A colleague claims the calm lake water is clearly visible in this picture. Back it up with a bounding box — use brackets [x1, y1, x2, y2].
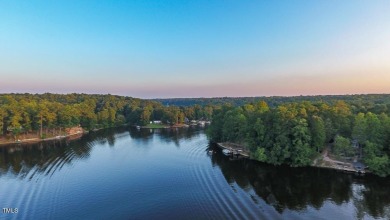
[1, 126, 390, 220]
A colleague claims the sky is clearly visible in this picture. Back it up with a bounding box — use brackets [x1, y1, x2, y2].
[0, 0, 389, 98]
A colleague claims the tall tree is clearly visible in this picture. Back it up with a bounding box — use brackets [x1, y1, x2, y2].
[333, 136, 354, 158]
[290, 118, 312, 166]
[310, 116, 326, 152]
[0, 106, 7, 135]
[352, 113, 367, 143]
[365, 112, 383, 145]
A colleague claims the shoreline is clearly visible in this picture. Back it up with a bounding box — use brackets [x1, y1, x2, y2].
[0, 124, 136, 147]
[139, 123, 202, 129]
[0, 124, 202, 147]
[216, 142, 250, 158]
[0, 132, 85, 147]
[215, 142, 368, 175]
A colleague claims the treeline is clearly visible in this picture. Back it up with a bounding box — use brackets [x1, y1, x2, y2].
[0, 93, 216, 137]
[155, 94, 390, 110]
[207, 101, 390, 177]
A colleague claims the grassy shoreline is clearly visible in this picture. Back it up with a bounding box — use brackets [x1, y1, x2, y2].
[141, 124, 169, 129]
[141, 123, 191, 129]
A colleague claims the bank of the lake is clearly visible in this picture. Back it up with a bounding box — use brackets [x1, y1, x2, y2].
[0, 126, 85, 146]
[0, 123, 199, 146]
[216, 141, 370, 176]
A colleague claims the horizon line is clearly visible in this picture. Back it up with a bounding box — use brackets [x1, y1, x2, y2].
[1, 92, 390, 100]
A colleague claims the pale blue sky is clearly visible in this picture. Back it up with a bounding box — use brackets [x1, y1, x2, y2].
[1, 0, 389, 98]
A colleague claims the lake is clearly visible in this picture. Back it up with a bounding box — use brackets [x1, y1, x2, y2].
[1, 126, 390, 219]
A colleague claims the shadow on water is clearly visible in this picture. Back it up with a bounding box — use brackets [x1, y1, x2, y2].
[208, 143, 390, 219]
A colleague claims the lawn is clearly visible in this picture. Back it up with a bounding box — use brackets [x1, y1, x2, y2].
[143, 124, 168, 128]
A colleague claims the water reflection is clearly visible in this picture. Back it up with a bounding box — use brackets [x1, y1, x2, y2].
[209, 143, 390, 219]
[0, 135, 90, 180]
[1, 127, 390, 219]
[0, 126, 202, 179]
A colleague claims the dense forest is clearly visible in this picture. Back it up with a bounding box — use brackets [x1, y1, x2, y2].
[155, 94, 390, 108]
[0, 93, 216, 138]
[207, 100, 390, 177]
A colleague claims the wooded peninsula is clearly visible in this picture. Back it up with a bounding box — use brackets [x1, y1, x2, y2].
[1, 93, 390, 177]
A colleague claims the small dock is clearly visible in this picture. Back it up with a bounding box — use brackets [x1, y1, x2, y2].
[216, 142, 250, 158]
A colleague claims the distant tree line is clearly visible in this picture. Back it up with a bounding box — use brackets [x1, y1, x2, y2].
[207, 100, 390, 177]
[0, 93, 216, 138]
[155, 94, 390, 111]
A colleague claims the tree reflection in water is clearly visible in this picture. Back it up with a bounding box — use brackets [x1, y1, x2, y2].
[0, 126, 202, 179]
[209, 143, 390, 219]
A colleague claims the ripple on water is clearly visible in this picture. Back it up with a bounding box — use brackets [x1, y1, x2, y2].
[186, 140, 273, 219]
[183, 141, 251, 219]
